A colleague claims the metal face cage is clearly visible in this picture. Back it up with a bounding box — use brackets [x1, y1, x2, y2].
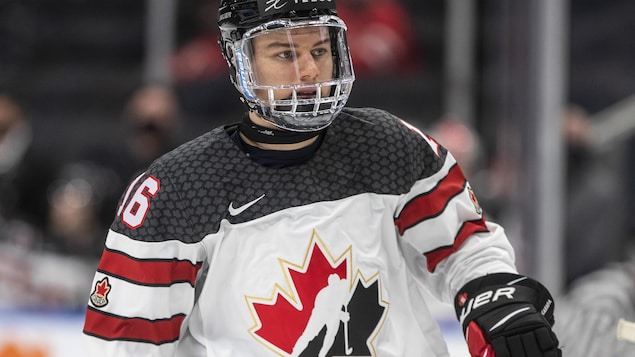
[230, 16, 355, 132]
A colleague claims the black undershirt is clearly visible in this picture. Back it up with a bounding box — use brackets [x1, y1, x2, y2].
[227, 125, 325, 169]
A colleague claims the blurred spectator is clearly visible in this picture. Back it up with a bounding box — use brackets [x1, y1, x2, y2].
[0, 238, 97, 308]
[0, 93, 97, 309]
[428, 116, 484, 178]
[428, 115, 510, 221]
[0, 221, 42, 307]
[0, 92, 57, 229]
[562, 105, 628, 286]
[337, 0, 422, 78]
[83, 83, 183, 185]
[43, 162, 120, 260]
[171, 0, 241, 122]
[171, 0, 226, 86]
[59, 83, 185, 242]
[119, 82, 183, 172]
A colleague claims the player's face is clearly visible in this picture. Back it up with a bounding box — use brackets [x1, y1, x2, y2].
[249, 26, 334, 101]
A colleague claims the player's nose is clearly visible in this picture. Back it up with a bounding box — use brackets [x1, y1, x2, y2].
[297, 53, 320, 82]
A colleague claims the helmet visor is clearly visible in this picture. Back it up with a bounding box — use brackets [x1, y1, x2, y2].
[234, 16, 354, 131]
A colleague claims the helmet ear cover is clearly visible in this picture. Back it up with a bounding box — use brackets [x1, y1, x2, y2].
[218, 38, 238, 87]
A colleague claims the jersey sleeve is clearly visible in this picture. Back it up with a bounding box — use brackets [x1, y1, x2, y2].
[393, 119, 517, 302]
[83, 164, 208, 356]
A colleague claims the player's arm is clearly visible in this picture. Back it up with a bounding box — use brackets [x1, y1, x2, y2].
[394, 118, 517, 298]
[82, 170, 207, 356]
[394, 118, 561, 356]
[454, 273, 561, 357]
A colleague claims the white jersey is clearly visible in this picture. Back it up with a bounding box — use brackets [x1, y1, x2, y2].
[83, 107, 517, 356]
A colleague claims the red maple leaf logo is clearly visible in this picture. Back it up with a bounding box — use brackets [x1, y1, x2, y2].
[90, 277, 111, 307]
[95, 279, 110, 297]
[247, 232, 350, 355]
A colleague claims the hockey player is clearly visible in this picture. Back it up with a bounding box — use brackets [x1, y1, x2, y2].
[82, 0, 562, 356]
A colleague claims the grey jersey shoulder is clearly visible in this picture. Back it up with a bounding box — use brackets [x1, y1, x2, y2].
[334, 107, 447, 182]
[110, 127, 247, 243]
[110, 112, 447, 244]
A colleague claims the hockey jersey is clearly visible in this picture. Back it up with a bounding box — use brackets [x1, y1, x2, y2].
[83, 107, 517, 356]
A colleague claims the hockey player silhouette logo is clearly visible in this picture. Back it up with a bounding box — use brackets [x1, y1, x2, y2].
[292, 273, 351, 356]
[247, 231, 387, 356]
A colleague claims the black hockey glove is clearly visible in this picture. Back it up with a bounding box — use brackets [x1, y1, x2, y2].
[454, 273, 562, 357]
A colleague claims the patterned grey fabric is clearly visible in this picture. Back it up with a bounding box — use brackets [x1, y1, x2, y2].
[110, 107, 447, 243]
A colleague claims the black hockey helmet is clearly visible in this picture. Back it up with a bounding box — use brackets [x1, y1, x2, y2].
[217, 0, 355, 132]
[218, 0, 338, 31]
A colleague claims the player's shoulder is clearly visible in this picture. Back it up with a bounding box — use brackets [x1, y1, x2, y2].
[335, 107, 433, 146]
[150, 125, 241, 176]
[337, 107, 401, 129]
[111, 126, 242, 242]
[335, 107, 447, 179]
[337, 107, 420, 135]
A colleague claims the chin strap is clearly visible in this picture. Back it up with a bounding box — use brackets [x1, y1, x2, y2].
[238, 114, 325, 145]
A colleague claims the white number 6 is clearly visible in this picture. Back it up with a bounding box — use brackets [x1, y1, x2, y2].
[118, 175, 160, 229]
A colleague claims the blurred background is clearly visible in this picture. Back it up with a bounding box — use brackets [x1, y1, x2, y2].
[1, 0, 634, 356]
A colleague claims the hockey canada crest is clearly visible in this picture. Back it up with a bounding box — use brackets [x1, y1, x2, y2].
[90, 277, 111, 307]
[246, 230, 388, 356]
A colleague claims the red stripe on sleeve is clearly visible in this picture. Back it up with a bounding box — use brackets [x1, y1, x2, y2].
[84, 307, 184, 344]
[98, 249, 202, 286]
[424, 219, 489, 272]
[395, 164, 466, 235]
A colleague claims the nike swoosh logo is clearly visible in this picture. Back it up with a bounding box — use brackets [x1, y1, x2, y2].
[228, 194, 266, 216]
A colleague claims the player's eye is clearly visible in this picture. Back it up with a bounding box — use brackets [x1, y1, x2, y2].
[277, 51, 294, 60]
[311, 48, 328, 57]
